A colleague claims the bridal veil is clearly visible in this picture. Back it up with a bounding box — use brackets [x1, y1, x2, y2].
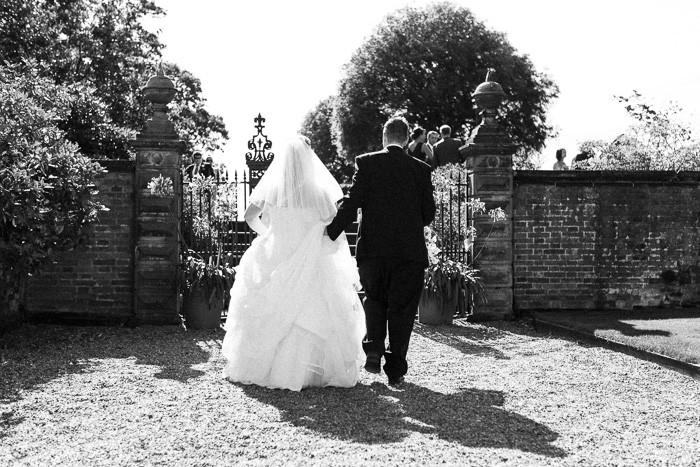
[249, 135, 342, 222]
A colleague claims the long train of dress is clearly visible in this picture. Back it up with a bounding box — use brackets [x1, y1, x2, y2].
[221, 207, 365, 391]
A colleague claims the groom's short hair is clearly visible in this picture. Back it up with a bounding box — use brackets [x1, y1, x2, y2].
[383, 116, 409, 143]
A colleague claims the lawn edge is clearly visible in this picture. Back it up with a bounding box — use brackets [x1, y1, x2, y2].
[530, 312, 700, 381]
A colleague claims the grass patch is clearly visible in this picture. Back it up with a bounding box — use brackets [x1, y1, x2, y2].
[533, 308, 700, 365]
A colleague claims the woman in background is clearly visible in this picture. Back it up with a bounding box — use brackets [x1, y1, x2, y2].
[553, 148, 569, 170]
[407, 126, 433, 165]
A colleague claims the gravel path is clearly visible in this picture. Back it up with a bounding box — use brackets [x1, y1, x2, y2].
[1, 319, 698, 466]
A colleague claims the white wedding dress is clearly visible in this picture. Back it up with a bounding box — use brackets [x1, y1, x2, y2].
[221, 137, 365, 391]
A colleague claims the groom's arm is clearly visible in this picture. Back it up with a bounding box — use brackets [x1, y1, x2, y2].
[327, 156, 366, 241]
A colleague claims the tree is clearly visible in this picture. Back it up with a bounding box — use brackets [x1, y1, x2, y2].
[576, 92, 700, 170]
[0, 62, 106, 280]
[0, 0, 228, 158]
[299, 97, 354, 184]
[331, 2, 558, 166]
[164, 63, 229, 156]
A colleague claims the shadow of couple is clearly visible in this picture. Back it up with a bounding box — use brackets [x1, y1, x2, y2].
[240, 380, 567, 458]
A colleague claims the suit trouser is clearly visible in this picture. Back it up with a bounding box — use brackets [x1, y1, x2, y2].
[359, 257, 425, 379]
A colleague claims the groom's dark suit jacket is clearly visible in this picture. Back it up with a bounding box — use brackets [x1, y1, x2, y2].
[327, 145, 436, 266]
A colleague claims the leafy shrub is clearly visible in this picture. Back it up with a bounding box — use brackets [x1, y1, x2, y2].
[0, 63, 106, 281]
[577, 92, 700, 171]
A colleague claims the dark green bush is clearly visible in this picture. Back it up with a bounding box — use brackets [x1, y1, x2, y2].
[0, 63, 106, 281]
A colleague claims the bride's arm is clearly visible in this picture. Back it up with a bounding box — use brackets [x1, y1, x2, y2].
[244, 203, 267, 235]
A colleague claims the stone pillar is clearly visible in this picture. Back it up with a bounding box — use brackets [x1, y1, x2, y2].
[131, 65, 185, 324]
[460, 70, 515, 320]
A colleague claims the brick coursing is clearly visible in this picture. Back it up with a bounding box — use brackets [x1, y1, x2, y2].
[513, 171, 700, 311]
[24, 166, 700, 322]
[24, 160, 136, 323]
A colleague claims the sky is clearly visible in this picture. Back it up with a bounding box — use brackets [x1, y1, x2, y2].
[145, 0, 700, 171]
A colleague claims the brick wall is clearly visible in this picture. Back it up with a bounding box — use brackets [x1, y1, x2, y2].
[25, 160, 136, 324]
[513, 171, 700, 311]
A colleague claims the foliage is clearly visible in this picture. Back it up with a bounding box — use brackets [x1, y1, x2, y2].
[299, 96, 354, 185]
[163, 63, 229, 156]
[148, 174, 236, 308]
[513, 148, 545, 170]
[423, 164, 506, 312]
[0, 0, 227, 159]
[182, 176, 238, 252]
[576, 91, 700, 170]
[331, 2, 558, 163]
[179, 254, 235, 309]
[423, 226, 476, 304]
[0, 62, 107, 280]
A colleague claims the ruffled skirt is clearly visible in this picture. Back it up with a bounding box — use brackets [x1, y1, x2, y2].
[221, 225, 365, 391]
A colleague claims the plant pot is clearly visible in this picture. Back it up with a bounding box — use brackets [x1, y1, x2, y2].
[418, 290, 456, 325]
[183, 288, 223, 330]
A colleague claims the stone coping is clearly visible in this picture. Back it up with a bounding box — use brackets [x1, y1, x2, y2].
[515, 170, 700, 185]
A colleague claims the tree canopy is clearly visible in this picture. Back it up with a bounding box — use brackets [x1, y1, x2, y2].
[299, 97, 354, 185]
[576, 92, 700, 170]
[0, 0, 227, 158]
[0, 62, 106, 279]
[330, 2, 558, 165]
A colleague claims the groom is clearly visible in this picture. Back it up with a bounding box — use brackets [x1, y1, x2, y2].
[327, 116, 435, 386]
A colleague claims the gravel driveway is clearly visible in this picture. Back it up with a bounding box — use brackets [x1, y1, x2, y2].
[1, 319, 698, 466]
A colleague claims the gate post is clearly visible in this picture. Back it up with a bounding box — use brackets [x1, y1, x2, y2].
[460, 70, 515, 320]
[131, 65, 185, 324]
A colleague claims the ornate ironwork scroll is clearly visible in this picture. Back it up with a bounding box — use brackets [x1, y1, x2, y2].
[245, 114, 274, 189]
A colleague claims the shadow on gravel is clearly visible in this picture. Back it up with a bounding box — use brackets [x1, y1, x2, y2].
[414, 322, 510, 359]
[241, 381, 567, 458]
[532, 308, 700, 338]
[0, 324, 216, 406]
[0, 410, 23, 441]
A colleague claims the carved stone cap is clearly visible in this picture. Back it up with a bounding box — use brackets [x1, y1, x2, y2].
[142, 64, 176, 105]
[472, 68, 506, 110]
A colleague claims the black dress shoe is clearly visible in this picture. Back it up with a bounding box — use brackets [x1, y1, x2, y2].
[388, 376, 404, 386]
[364, 353, 381, 374]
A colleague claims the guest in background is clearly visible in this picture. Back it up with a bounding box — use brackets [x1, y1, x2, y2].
[407, 126, 433, 165]
[427, 130, 439, 149]
[432, 125, 464, 167]
[184, 151, 204, 181]
[217, 162, 229, 182]
[202, 156, 217, 179]
[572, 150, 592, 170]
[181, 153, 193, 180]
[553, 148, 569, 170]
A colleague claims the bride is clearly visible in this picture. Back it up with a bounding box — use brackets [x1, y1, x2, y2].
[221, 135, 365, 391]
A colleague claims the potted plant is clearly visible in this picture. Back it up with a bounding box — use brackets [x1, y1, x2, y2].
[419, 226, 476, 325]
[418, 164, 505, 325]
[148, 174, 236, 329]
[179, 249, 235, 330]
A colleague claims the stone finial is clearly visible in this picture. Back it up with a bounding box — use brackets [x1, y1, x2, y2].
[472, 69, 507, 126]
[143, 64, 176, 107]
[139, 64, 178, 138]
